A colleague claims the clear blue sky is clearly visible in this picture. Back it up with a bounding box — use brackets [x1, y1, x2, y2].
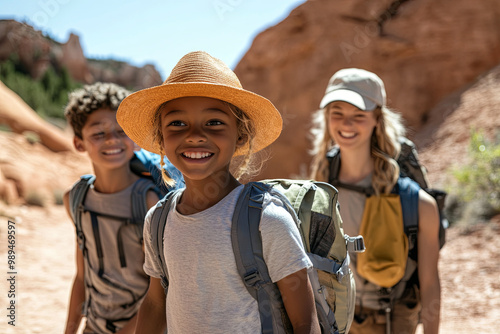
[1, 0, 306, 79]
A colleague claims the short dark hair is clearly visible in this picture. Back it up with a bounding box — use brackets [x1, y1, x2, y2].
[64, 82, 130, 139]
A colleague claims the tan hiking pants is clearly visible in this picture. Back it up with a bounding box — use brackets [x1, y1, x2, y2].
[349, 302, 421, 334]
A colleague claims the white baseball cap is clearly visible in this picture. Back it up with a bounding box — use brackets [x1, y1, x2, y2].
[319, 68, 386, 111]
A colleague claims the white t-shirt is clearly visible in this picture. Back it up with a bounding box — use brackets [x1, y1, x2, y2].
[143, 185, 312, 333]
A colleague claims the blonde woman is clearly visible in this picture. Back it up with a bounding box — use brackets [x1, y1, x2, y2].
[310, 69, 440, 334]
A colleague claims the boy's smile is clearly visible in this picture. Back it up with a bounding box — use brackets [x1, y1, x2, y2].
[159, 97, 244, 183]
[75, 108, 137, 171]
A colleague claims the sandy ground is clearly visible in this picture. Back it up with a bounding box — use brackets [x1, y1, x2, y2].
[0, 203, 499, 334]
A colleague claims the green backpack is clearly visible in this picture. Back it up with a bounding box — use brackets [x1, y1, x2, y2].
[149, 179, 365, 334]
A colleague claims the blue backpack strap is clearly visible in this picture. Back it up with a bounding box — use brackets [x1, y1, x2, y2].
[149, 189, 181, 295]
[396, 177, 420, 260]
[231, 182, 292, 334]
[130, 178, 160, 238]
[68, 174, 96, 252]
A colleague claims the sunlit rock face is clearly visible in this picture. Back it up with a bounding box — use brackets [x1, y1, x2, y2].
[234, 0, 500, 181]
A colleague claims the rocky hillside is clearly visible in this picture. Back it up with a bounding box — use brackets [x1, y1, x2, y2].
[0, 20, 163, 90]
[235, 0, 500, 184]
[415, 64, 500, 186]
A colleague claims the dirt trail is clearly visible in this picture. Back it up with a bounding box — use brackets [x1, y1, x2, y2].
[0, 204, 499, 334]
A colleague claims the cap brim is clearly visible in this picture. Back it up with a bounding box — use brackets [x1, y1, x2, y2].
[319, 89, 377, 111]
[117, 82, 283, 156]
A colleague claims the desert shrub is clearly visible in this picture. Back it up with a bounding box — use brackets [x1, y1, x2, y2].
[0, 54, 81, 120]
[25, 191, 46, 207]
[448, 130, 500, 226]
[53, 189, 64, 206]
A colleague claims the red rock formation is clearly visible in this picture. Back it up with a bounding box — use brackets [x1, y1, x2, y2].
[0, 130, 92, 205]
[234, 0, 500, 181]
[0, 20, 163, 89]
[0, 20, 52, 79]
[0, 82, 93, 204]
[88, 59, 163, 91]
[61, 33, 93, 83]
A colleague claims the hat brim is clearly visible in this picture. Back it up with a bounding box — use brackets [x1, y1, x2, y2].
[319, 89, 377, 111]
[117, 82, 283, 156]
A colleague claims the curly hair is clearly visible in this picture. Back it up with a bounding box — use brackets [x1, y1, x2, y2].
[152, 100, 258, 187]
[64, 82, 130, 139]
[310, 105, 406, 195]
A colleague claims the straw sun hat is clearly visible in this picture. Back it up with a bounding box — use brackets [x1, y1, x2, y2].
[117, 51, 283, 156]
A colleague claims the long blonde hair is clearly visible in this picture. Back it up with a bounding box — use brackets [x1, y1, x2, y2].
[310, 105, 406, 195]
[152, 100, 258, 186]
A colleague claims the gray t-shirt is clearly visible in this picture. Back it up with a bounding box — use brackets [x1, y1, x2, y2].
[143, 184, 312, 333]
[81, 179, 151, 333]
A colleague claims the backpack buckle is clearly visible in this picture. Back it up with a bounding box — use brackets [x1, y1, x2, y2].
[243, 270, 262, 288]
[345, 235, 366, 253]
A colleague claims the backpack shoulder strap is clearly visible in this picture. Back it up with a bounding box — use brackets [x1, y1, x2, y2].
[149, 189, 181, 295]
[130, 178, 161, 240]
[231, 182, 292, 333]
[327, 148, 374, 196]
[326, 147, 341, 186]
[396, 177, 420, 260]
[68, 174, 96, 249]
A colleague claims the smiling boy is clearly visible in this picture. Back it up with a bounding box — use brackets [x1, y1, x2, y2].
[63, 82, 160, 334]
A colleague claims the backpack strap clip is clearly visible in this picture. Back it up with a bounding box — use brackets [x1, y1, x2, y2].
[243, 269, 263, 288]
[345, 235, 366, 253]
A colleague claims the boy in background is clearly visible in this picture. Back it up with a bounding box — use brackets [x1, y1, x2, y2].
[63, 82, 160, 334]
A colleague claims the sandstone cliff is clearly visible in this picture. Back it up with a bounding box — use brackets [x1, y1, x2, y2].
[234, 0, 500, 183]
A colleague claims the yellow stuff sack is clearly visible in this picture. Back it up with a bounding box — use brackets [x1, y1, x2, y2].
[357, 194, 408, 288]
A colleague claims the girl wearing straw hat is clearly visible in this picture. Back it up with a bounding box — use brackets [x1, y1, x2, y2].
[117, 51, 320, 334]
[310, 68, 441, 334]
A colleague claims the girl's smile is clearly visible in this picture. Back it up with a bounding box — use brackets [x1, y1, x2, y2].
[327, 101, 377, 150]
[159, 96, 244, 183]
[338, 131, 357, 139]
[182, 151, 214, 160]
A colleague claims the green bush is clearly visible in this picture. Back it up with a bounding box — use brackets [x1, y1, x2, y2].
[448, 130, 500, 225]
[0, 54, 81, 120]
[53, 189, 65, 206]
[25, 191, 46, 207]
